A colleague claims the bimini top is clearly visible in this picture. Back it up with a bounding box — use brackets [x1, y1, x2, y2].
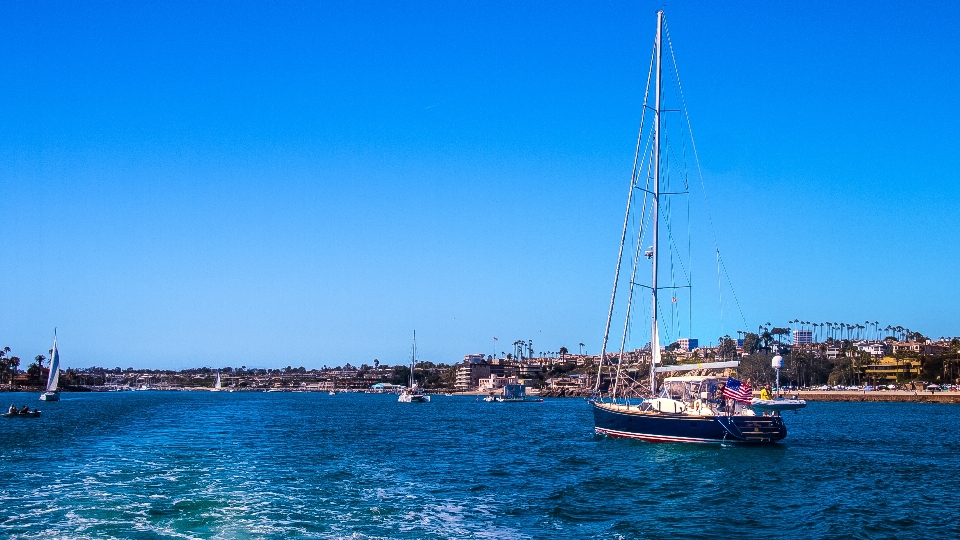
[663, 375, 724, 383]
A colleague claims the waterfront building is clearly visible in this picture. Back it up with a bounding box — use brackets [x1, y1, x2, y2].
[517, 363, 542, 384]
[793, 330, 813, 346]
[892, 341, 950, 356]
[546, 374, 590, 390]
[456, 361, 491, 391]
[676, 338, 699, 352]
[857, 341, 890, 358]
[863, 357, 921, 382]
[478, 375, 519, 393]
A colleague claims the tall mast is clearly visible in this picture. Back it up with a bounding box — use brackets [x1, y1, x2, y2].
[410, 330, 416, 389]
[650, 10, 663, 397]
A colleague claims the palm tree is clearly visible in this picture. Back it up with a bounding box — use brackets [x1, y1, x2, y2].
[8, 356, 19, 385]
[32, 354, 46, 386]
[0, 346, 10, 384]
[579, 343, 585, 355]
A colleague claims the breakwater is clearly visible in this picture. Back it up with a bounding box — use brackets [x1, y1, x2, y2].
[540, 388, 960, 403]
[790, 390, 960, 404]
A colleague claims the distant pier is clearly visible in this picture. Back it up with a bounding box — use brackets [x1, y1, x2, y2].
[788, 390, 960, 404]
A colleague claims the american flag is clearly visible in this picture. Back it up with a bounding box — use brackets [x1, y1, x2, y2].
[723, 377, 753, 403]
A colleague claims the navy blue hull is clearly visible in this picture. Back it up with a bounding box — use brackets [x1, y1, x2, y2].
[592, 403, 786, 444]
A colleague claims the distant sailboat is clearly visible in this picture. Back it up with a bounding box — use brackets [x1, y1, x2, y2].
[213, 371, 222, 391]
[398, 331, 430, 403]
[40, 331, 60, 402]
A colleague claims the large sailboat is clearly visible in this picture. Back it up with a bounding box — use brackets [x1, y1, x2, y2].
[40, 331, 61, 402]
[398, 331, 430, 403]
[591, 11, 801, 444]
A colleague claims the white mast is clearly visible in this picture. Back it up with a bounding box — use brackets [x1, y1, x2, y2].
[409, 330, 416, 390]
[649, 10, 663, 397]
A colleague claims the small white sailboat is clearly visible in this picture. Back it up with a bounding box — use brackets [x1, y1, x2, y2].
[212, 371, 222, 391]
[40, 331, 61, 402]
[398, 331, 430, 403]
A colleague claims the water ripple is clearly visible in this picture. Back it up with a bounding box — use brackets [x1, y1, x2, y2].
[1, 393, 958, 538]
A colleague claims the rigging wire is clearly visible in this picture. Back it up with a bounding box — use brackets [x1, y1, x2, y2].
[597, 40, 657, 395]
[663, 20, 749, 332]
[612, 108, 657, 401]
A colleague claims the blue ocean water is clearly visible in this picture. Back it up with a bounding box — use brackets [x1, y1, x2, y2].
[1, 391, 958, 539]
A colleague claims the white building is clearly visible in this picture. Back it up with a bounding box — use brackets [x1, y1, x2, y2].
[793, 330, 813, 345]
[857, 341, 890, 358]
[478, 375, 519, 393]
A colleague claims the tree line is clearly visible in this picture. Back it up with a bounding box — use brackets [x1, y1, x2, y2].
[0, 346, 52, 386]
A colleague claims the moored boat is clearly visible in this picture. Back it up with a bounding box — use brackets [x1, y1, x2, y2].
[593, 376, 785, 443]
[398, 331, 430, 403]
[750, 397, 807, 412]
[492, 384, 543, 403]
[590, 10, 803, 444]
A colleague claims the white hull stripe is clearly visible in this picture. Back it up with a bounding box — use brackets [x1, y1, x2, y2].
[595, 426, 721, 444]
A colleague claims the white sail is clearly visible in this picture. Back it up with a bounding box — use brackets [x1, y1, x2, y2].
[46, 335, 60, 393]
[214, 372, 222, 390]
[651, 324, 662, 366]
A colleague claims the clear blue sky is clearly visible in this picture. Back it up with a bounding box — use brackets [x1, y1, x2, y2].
[1, 1, 958, 369]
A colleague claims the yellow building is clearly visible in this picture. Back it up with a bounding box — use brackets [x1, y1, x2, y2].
[863, 356, 920, 382]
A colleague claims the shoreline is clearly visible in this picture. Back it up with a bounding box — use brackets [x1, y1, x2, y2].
[787, 390, 960, 404]
[4, 386, 958, 403]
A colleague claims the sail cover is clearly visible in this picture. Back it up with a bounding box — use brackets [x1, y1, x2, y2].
[46, 336, 60, 392]
[651, 324, 662, 365]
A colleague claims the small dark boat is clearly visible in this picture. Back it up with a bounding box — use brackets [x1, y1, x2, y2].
[3, 410, 42, 418]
